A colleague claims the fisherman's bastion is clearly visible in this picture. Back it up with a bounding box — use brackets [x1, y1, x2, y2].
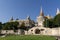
[1, 7, 60, 36]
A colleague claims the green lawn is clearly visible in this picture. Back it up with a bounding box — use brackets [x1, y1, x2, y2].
[0, 35, 56, 40]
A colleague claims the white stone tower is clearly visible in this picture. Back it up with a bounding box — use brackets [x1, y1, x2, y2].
[37, 7, 44, 27]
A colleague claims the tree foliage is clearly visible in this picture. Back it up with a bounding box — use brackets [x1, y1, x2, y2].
[44, 14, 60, 28]
[20, 22, 26, 30]
[20, 22, 30, 31]
[2, 21, 19, 30]
[0, 22, 2, 30]
[43, 18, 54, 28]
[54, 14, 60, 27]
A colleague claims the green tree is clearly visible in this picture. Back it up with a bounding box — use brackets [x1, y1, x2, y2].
[44, 14, 60, 28]
[54, 14, 60, 27]
[12, 21, 19, 29]
[2, 21, 19, 30]
[2, 22, 10, 30]
[0, 22, 2, 30]
[43, 18, 54, 28]
[20, 22, 26, 30]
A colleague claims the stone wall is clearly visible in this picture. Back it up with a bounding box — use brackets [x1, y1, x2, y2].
[1, 30, 14, 34]
[1, 27, 60, 36]
[27, 27, 60, 36]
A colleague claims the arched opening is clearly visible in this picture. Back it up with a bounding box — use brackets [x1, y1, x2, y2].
[35, 29, 40, 34]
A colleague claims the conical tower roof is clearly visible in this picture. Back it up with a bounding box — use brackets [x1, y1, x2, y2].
[56, 8, 60, 15]
[27, 16, 30, 20]
[40, 7, 44, 16]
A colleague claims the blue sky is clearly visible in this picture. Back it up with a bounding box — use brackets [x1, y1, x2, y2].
[0, 0, 60, 23]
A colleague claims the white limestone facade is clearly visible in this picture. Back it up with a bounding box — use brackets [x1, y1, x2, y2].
[37, 16, 44, 27]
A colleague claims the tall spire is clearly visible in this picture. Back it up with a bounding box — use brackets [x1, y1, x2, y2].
[27, 16, 30, 20]
[10, 16, 14, 21]
[56, 8, 60, 15]
[40, 6, 44, 16]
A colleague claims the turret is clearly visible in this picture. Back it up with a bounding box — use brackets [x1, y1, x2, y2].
[37, 7, 44, 27]
[56, 8, 60, 15]
[27, 16, 30, 20]
[10, 16, 14, 22]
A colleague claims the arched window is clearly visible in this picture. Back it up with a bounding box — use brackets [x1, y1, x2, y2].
[35, 29, 40, 34]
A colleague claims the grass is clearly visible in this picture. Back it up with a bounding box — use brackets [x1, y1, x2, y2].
[0, 35, 56, 40]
